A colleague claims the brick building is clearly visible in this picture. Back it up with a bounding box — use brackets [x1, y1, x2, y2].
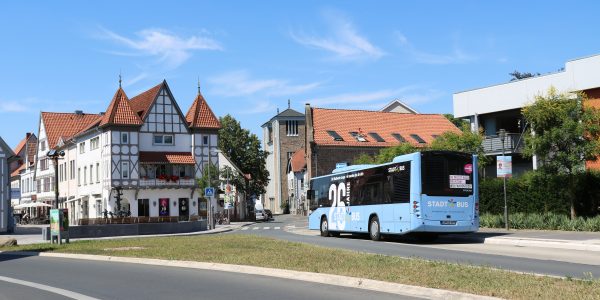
[304, 104, 460, 182]
[261, 102, 305, 213]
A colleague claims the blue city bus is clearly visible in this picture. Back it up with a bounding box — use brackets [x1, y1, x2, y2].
[307, 151, 479, 241]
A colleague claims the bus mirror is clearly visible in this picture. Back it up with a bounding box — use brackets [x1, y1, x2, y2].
[307, 190, 315, 200]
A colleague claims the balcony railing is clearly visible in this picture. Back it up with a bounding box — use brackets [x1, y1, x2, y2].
[139, 178, 196, 187]
[482, 133, 524, 154]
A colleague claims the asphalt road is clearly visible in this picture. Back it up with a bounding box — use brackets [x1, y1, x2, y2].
[0, 254, 418, 300]
[236, 215, 600, 279]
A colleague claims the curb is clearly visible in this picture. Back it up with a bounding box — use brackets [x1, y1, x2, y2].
[0, 251, 500, 300]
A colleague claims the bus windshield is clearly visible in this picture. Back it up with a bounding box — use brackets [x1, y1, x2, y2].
[421, 151, 473, 197]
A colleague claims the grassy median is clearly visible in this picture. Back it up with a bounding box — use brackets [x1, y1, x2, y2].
[1, 234, 599, 299]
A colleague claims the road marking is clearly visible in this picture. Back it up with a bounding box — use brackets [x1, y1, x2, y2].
[263, 227, 270, 230]
[274, 227, 281, 230]
[252, 227, 259, 230]
[241, 227, 249, 231]
[0, 275, 100, 300]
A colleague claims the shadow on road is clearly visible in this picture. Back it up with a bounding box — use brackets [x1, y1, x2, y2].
[331, 231, 511, 245]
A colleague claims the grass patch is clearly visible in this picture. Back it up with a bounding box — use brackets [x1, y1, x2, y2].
[2, 234, 599, 299]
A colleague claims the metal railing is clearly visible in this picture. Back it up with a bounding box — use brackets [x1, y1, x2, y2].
[482, 133, 524, 154]
[139, 178, 196, 187]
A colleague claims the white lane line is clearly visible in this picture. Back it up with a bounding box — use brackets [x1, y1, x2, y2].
[263, 227, 270, 230]
[252, 227, 259, 230]
[241, 227, 249, 231]
[274, 227, 281, 230]
[0, 275, 100, 300]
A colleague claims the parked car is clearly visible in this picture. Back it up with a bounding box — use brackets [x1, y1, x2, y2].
[255, 209, 267, 221]
[264, 209, 273, 221]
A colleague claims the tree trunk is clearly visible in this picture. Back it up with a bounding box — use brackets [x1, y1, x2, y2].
[569, 175, 577, 220]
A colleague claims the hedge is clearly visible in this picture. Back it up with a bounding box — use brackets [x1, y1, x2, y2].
[480, 212, 600, 231]
[479, 170, 600, 217]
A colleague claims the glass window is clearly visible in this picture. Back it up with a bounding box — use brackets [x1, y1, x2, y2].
[410, 134, 426, 144]
[121, 132, 129, 144]
[368, 132, 385, 142]
[164, 135, 173, 145]
[392, 133, 406, 143]
[203, 136, 209, 145]
[421, 152, 473, 196]
[121, 161, 130, 179]
[326, 130, 344, 141]
[286, 120, 298, 136]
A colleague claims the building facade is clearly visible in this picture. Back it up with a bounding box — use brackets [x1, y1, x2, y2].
[287, 148, 308, 215]
[1, 136, 17, 233]
[9, 133, 37, 208]
[261, 103, 305, 214]
[453, 54, 600, 176]
[30, 80, 220, 225]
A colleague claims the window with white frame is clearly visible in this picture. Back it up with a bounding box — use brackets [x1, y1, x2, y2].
[90, 164, 93, 183]
[90, 137, 100, 150]
[286, 120, 298, 136]
[84, 166, 87, 185]
[154, 134, 174, 145]
[203, 136, 209, 145]
[96, 163, 100, 183]
[70, 160, 75, 180]
[79, 142, 85, 154]
[78, 168, 81, 186]
[40, 140, 46, 151]
[121, 161, 130, 179]
[121, 132, 129, 144]
[96, 199, 102, 217]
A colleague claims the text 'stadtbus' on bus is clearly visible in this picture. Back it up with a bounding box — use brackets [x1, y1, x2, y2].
[307, 151, 479, 241]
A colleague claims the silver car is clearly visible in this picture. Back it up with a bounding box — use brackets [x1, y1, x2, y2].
[255, 209, 267, 221]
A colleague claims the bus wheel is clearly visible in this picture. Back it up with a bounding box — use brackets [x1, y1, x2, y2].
[320, 217, 329, 237]
[369, 216, 381, 241]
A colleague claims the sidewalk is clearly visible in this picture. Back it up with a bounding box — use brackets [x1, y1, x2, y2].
[2, 222, 253, 245]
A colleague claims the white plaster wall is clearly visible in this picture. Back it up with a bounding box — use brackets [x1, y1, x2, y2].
[454, 54, 600, 118]
[138, 133, 191, 152]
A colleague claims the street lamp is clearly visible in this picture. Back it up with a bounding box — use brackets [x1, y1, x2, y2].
[498, 129, 509, 230]
[47, 149, 65, 209]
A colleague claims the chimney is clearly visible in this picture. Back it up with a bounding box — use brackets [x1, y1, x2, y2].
[26, 132, 31, 139]
[75, 110, 83, 115]
[99, 112, 105, 116]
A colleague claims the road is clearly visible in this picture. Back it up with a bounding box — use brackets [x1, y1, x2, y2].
[235, 215, 600, 279]
[0, 254, 417, 300]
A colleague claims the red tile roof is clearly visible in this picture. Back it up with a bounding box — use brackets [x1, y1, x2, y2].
[290, 148, 306, 172]
[41, 112, 102, 149]
[139, 151, 195, 165]
[12, 136, 28, 156]
[100, 88, 143, 127]
[10, 164, 24, 177]
[186, 92, 221, 129]
[130, 82, 162, 120]
[311, 108, 460, 147]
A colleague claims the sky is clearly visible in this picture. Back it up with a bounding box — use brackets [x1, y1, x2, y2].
[2, 1, 600, 149]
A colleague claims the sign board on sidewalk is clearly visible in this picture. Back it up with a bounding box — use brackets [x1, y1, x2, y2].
[497, 155, 512, 178]
[204, 187, 215, 197]
[50, 208, 69, 244]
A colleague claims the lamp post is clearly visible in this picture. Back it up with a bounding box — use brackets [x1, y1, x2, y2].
[47, 150, 65, 209]
[498, 129, 509, 230]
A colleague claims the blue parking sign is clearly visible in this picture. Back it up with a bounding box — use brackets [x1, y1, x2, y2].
[204, 187, 215, 197]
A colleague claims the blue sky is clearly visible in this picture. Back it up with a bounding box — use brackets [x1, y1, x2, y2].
[2, 1, 600, 148]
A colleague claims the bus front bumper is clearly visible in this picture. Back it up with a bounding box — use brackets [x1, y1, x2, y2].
[412, 219, 479, 233]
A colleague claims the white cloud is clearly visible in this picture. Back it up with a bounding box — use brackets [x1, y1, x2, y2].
[98, 27, 223, 68]
[0, 101, 28, 112]
[290, 11, 384, 60]
[309, 87, 443, 108]
[123, 72, 149, 88]
[209, 70, 321, 97]
[394, 31, 476, 65]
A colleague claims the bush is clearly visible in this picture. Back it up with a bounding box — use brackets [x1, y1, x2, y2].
[480, 212, 600, 231]
[479, 170, 600, 217]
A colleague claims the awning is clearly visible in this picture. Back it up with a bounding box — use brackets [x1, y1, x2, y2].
[139, 151, 195, 165]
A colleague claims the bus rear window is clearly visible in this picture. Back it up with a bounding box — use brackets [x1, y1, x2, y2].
[421, 152, 473, 196]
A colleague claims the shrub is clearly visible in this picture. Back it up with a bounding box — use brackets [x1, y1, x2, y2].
[480, 212, 600, 231]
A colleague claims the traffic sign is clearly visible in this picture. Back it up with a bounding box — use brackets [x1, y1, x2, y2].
[204, 187, 215, 197]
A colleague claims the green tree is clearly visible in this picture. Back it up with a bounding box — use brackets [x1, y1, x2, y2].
[353, 143, 418, 164]
[522, 87, 600, 219]
[443, 113, 469, 129]
[430, 127, 490, 167]
[197, 163, 221, 196]
[509, 70, 540, 81]
[218, 115, 270, 197]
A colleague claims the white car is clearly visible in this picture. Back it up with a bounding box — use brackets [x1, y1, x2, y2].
[255, 209, 267, 221]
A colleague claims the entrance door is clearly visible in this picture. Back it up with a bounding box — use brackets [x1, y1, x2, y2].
[138, 199, 149, 217]
[178, 198, 189, 221]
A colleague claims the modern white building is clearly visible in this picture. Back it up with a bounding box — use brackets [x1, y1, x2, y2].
[286, 148, 308, 215]
[31, 80, 220, 225]
[453, 53, 600, 176]
[1, 136, 18, 233]
[9, 133, 37, 208]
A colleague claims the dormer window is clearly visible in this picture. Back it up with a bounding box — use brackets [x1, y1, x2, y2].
[392, 133, 406, 143]
[349, 132, 367, 142]
[326, 130, 344, 141]
[368, 132, 385, 142]
[410, 134, 426, 144]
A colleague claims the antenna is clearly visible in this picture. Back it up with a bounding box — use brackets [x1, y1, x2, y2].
[288, 99, 290, 109]
[119, 70, 122, 88]
[197, 77, 201, 94]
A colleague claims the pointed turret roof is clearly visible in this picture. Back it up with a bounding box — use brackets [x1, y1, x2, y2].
[100, 87, 143, 127]
[186, 91, 220, 129]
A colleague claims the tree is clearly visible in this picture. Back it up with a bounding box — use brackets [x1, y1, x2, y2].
[522, 87, 600, 219]
[218, 115, 269, 198]
[353, 143, 418, 165]
[443, 114, 469, 129]
[430, 127, 490, 167]
[196, 163, 220, 196]
[509, 70, 540, 81]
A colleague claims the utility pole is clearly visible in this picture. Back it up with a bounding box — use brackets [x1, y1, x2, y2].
[47, 150, 65, 209]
